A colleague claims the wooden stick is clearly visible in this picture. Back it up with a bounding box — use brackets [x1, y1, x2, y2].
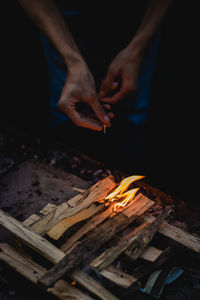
[31, 176, 116, 236]
[131, 247, 173, 281]
[99, 247, 172, 290]
[47, 203, 102, 240]
[0, 242, 45, 283]
[38, 194, 154, 289]
[22, 200, 119, 299]
[71, 269, 118, 300]
[61, 193, 154, 253]
[125, 207, 171, 261]
[48, 279, 95, 300]
[90, 201, 169, 271]
[0, 209, 64, 264]
[23, 214, 41, 226]
[140, 246, 163, 262]
[1, 212, 118, 299]
[100, 265, 138, 288]
[0, 243, 94, 300]
[31, 199, 165, 290]
[61, 203, 115, 253]
[31, 198, 164, 264]
[90, 222, 150, 270]
[143, 214, 200, 253]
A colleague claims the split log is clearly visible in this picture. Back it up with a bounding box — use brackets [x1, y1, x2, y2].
[49, 279, 95, 300]
[140, 246, 163, 262]
[0, 243, 93, 300]
[23, 200, 119, 299]
[32, 199, 164, 264]
[90, 222, 150, 270]
[34, 199, 165, 290]
[0, 209, 64, 264]
[47, 203, 102, 240]
[0, 242, 45, 283]
[31, 176, 116, 236]
[90, 207, 171, 271]
[71, 269, 118, 300]
[61, 203, 116, 253]
[38, 194, 154, 289]
[23, 214, 41, 226]
[100, 265, 138, 288]
[40, 203, 57, 216]
[61, 193, 153, 253]
[143, 214, 200, 253]
[131, 247, 173, 281]
[99, 247, 172, 290]
[1, 211, 118, 299]
[125, 207, 171, 261]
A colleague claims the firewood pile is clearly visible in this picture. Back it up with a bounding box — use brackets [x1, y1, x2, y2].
[0, 175, 199, 300]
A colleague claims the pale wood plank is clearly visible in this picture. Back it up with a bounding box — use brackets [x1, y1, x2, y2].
[23, 207, 118, 299]
[100, 265, 137, 288]
[0, 209, 64, 264]
[122, 194, 154, 218]
[140, 246, 162, 262]
[90, 222, 150, 270]
[125, 207, 171, 261]
[61, 204, 114, 253]
[40, 203, 57, 216]
[143, 214, 200, 253]
[23, 214, 41, 226]
[72, 269, 118, 300]
[0, 242, 45, 283]
[31, 176, 116, 236]
[0, 243, 93, 300]
[49, 279, 94, 300]
[47, 203, 102, 240]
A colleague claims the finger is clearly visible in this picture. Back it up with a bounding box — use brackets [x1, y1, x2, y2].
[64, 105, 103, 131]
[101, 80, 135, 104]
[99, 72, 116, 98]
[89, 97, 111, 125]
[102, 104, 111, 110]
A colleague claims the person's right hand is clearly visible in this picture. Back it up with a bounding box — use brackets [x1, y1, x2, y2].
[58, 61, 111, 131]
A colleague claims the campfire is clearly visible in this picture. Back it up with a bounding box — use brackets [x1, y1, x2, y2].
[0, 172, 199, 300]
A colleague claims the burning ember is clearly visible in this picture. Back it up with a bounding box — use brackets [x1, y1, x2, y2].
[71, 280, 76, 286]
[105, 175, 144, 212]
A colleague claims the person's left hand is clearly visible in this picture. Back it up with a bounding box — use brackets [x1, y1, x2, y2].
[99, 46, 142, 103]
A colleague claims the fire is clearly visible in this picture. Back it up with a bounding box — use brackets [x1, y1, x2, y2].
[105, 175, 144, 212]
[113, 188, 139, 212]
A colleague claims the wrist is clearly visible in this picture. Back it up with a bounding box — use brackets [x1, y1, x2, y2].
[63, 50, 86, 71]
[125, 40, 145, 63]
[128, 27, 156, 57]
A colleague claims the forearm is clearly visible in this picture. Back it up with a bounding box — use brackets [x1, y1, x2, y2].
[18, 0, 84, 69]
[128, 0, 175, 56]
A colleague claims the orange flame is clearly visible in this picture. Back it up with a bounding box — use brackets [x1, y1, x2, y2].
[105, 175, 144, 212]
[113, 188, 139, 212]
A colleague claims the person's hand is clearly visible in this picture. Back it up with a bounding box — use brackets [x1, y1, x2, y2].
[58, 62, 111, 131]
[99, 46, 142, 103]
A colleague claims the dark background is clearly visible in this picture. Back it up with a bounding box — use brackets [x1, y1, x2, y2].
[1, 1, 193, 203]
